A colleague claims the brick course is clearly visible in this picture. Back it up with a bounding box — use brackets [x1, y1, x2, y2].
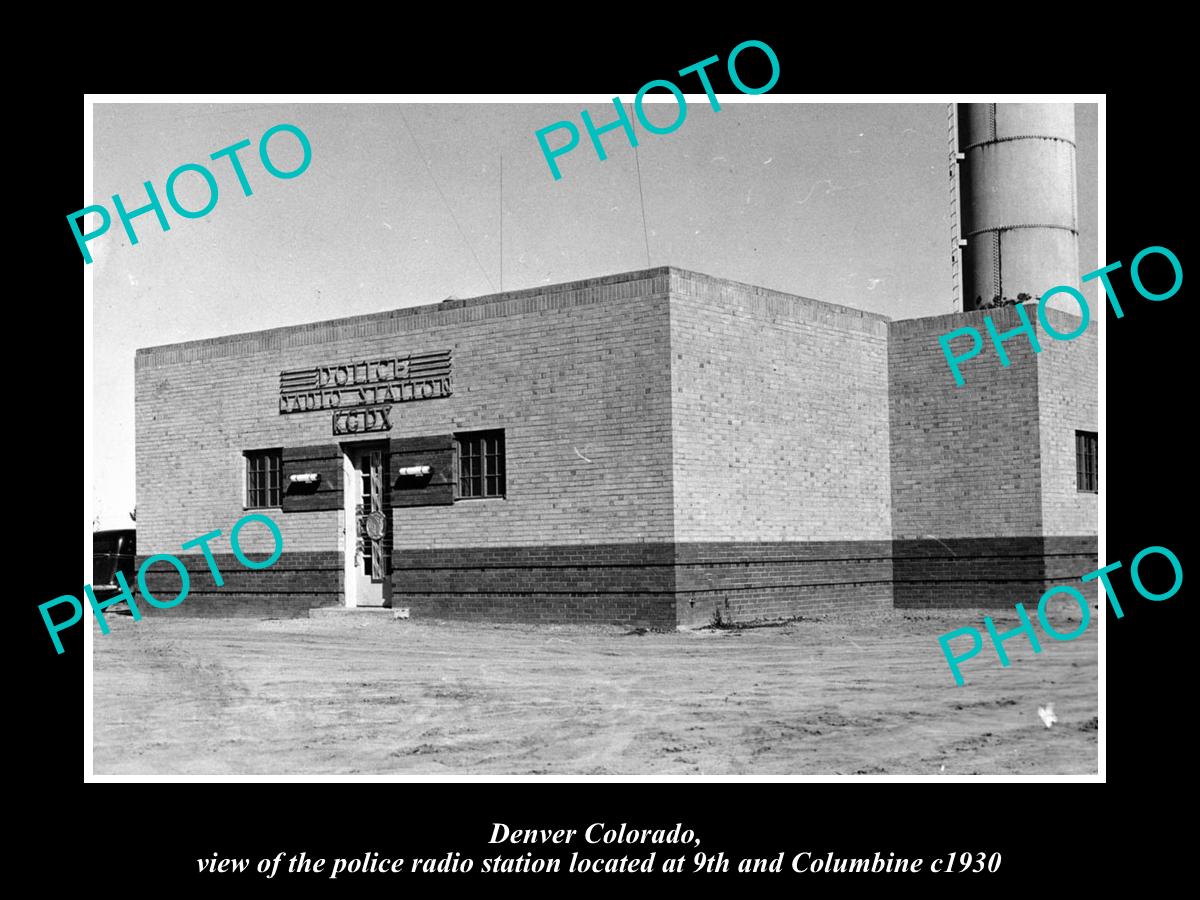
[389, 540, 894, 627]
[132, 551, 342, 617]
[393, 543, 674, 626]
[674, 540, 893, 627]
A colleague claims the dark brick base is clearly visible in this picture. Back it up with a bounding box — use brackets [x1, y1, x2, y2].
[131, 551, 342, 618]
[392, 544, 676, 627]
[1042, 536, 1102, 584]
[124, 538, 1097, 622]
[892, 536, 1098, 608]
[392, 541, 894, 628]
[673, 541, 894, 627]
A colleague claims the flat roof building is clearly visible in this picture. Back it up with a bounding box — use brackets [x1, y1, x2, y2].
[134, 266, 1096, 627]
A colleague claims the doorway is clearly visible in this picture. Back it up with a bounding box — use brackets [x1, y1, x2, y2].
[344, 443, 392, 608]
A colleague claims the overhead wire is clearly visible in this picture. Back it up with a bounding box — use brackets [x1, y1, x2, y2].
[629, 102, 652, 268]
[399, 109, 496, 293]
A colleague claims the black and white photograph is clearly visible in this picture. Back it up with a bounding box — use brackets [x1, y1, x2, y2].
[79, 95, 1102, 779]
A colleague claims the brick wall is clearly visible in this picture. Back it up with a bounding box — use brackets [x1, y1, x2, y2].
[1037, 307, 1098, 538]
[666, 270, 893, 624]
[673, 541, 893, 627]
[888, 304, 1097, 607]
[135, 358, 340, 557]
[892, 537, 1050, 608]
[1043, 536, 1099, 585]
[132, 551, 342, 618]
[668, 270, 892, 542]
[889, 307, 1041, 606]
[136, 269, 677, 616]
[1037, 307, 1099, 585]
[889, 306, 1044, 541]
[393, 543, 676, 627]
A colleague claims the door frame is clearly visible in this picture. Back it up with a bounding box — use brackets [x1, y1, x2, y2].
[341, 441, 391, 608]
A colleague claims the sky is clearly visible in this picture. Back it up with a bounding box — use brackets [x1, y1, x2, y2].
[90, 100, 1098, 528]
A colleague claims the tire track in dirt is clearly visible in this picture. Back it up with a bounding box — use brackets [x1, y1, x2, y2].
[93, 612, 1098, 775]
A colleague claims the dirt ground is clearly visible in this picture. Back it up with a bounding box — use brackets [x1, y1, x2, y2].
[92, 609, 1098, 776]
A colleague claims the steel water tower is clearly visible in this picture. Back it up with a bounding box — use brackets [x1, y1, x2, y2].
[950, 103, 1079, 311]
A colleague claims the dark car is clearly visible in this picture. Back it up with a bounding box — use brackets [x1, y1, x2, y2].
[93, 529, 136, 600]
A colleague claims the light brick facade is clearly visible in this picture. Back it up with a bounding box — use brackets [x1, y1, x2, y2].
[134, 267, 1097, 626]
[888, 306, 1097, 607]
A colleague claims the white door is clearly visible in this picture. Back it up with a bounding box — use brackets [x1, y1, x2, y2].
[346, 445, 391, 608]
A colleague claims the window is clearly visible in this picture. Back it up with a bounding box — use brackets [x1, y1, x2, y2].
[456, 430, 505, 499]
[1076, 431, 1098, 493]
[246, 449, 282, 508]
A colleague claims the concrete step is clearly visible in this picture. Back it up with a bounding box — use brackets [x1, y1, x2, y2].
[308, 607, 410, 620]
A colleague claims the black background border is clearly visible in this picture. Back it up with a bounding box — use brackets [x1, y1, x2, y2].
[28, 23, 1187, 893]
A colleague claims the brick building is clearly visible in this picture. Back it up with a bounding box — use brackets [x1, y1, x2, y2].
[134, 266, 1097, 627]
